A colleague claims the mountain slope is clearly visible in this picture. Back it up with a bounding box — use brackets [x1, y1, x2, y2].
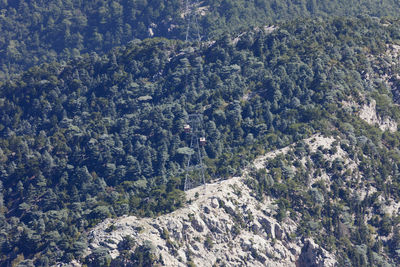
[2, 0, 400, 78]
[2, 16, 400, 265]
[75, 133, 397, 266]
[85, 171, 335, 267]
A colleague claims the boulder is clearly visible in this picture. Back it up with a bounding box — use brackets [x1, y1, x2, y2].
[274, 224, 284, 240]
[191, 215, 205, 232]
[296, 239, 336, 267]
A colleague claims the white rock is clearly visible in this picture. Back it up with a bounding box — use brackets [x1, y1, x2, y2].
[210, 198, 219, 208]
[67, 144, 339, 267]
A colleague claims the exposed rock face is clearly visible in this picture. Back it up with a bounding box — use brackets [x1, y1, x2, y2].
[73, 132, 400, 266]
[359, 99, 397, 132]
[83, 173, 336, 266]
[64, 134, 379, 266]
[296, 239, 336, 267]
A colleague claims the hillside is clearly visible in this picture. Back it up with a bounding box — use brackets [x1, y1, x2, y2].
[80, 133, 398, 266]
[84, 147, 337, 267]
[2, 16, 400, 266]
[2, 0, 400, 78]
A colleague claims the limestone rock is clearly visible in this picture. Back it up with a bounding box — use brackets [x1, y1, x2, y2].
[66, 142, 342, 267]
[191, 215, 205, 232]
[210, 197, 219, 208]
[275, 224, 284, 240]
[297, 239, 336, 267]
[76, 176, 337, 267]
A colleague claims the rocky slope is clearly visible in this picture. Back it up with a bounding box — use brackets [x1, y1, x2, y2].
[56, 122, 400, 266]
[75, 130, 400, 267]
[85, 181, 334, 267]
[79, 136, 342, 267]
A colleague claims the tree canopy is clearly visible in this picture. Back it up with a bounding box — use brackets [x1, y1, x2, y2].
[1, 10, 400, 267]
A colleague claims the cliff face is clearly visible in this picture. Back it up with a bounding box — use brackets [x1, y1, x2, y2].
[83, 137, 338, 267]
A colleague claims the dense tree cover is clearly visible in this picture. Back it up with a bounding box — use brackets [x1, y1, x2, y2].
[1, 16, 400, 265]
[248, 115, 400, 266]
[2, 0, 400, 78]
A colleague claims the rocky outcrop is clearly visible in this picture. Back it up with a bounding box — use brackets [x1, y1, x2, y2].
[359, 99, 397, 132]
[61, 134, 365, 266]
[66, 98, 398, 267]
[81, 174, 336, 267]
[296, 239, 336, 267]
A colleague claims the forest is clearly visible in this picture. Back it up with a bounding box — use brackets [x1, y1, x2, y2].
[2, 0, 400, 79]
[1, 15, 400, 265]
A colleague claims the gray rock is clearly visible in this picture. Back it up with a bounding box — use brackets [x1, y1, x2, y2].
[210, 198, 219, 208]
[191, 216, 205, 232]
[258, 217, 274, 238]
[274, 224, 284, 240]
[70, 174, 338, 267]
[204, 206, 211, 214]
[251, 223, 261, 234]
[296, 239, 336, 267]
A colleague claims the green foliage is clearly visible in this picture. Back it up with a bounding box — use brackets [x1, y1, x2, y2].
[2, 0, 400, 78]
[1, 15, 400, 265]
[204, 234, 214, 250]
